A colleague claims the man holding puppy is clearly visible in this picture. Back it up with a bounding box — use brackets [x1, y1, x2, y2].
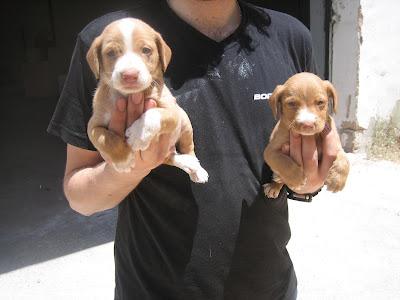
[48, 0, 340, 299]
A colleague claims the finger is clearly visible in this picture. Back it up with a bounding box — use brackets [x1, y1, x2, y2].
[144, 99, 157, 111]
[127, 93, 144, 127]
[302, 135, 318, 175]
[138, 134, 170, 168]
[281, 143, 290, 155]
[319, 124, 340, 178]
[109, 98, 127, 136]
[289, 131, 303, 166]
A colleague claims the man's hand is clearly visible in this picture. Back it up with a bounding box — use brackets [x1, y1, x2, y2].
[282, 124, 341, 194]
[64, 93, 175, 216]
[103, 93, 173, 174]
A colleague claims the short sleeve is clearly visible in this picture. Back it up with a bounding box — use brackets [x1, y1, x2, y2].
[304, 32, 318, 74]
[293, 18, 318, 74]
[47, 35, 97, 151]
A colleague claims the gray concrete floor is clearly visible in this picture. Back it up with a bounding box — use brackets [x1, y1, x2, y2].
[289, 154, 400, 300]
[0, 91, 117, 276]
[0, 92, 399, 299]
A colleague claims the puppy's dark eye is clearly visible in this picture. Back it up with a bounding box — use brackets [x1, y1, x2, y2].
[107, 50, 116, 59]
[317, 100, 325, 107]
[287, 101, 297, 108]
[142, 47, 152, 55]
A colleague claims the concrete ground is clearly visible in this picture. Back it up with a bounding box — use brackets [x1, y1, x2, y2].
[0, 92, 399, 299]
[0, 92, 117, 299]
[288, 153, 400, 300]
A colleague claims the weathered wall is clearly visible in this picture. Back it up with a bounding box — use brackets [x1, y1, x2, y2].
[330, 0, 400, 151]
[330, 0, 363, 151]
[358, 0, 400, 129]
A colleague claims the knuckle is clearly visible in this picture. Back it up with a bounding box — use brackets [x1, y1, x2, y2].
[325, 148, 338, 160]
[304, 151, 318, 163]
[327, 152, 337, 161]
[311, 156, 319, 165]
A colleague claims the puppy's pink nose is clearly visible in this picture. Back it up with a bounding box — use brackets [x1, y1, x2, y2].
[300, 121, 315, 130]
[122, 69, 139, 83]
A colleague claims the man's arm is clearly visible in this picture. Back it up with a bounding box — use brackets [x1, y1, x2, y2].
[63, 145, 149, 216]
[63, 95, 171, 216]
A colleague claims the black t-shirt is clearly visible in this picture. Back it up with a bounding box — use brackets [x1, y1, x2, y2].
[48, 1, 315, 299]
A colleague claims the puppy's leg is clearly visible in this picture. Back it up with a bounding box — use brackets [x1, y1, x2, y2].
[165, 131, 209, 183]
[164, 109, 208, 183]
[126, 108, 178, 152]
[264, 147, 306, 191]
[325, 150, 350, 192]
[165, 152, 209, 183]
[263, 173, 284, 198]
[176, 109, 195, 156]
[88, 126, 135, 172]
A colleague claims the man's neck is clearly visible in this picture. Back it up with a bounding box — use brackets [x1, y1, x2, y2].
[166, 0, 241, 42]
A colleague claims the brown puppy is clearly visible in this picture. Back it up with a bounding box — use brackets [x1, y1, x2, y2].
[263, 72, 349, 198]
[86, 18, 208, 183]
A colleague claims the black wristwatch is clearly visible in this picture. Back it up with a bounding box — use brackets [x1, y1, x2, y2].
[286, 186, 322, 202]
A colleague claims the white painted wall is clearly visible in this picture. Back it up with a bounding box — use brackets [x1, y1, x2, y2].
[358, 0, 400, 128]
[330, 0, 400, 151]
[330, 0, 360, 125]
[330, 0, 362, 150]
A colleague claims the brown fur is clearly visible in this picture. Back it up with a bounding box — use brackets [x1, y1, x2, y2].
[263, 72, 349, 198]
[86, 18, 206, 181]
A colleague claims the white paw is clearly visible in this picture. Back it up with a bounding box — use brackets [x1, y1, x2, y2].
[126, 110, 161, 151]
[112, 152, 135, 173]
[189, 166, 209, 183]
[171, 154, 209, 183]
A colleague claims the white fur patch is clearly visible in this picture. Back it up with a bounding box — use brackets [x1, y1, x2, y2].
[111, 19, 152, 92]
[170, 154, 209, 183]
[118, 19, 135, 52]
[112, 52, 151, 89]
[103, 112, 111, 125]
[296, 108, 317, 124]
[125, 109, 162, 151]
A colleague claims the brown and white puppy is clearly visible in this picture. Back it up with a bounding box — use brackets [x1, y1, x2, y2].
[86, 18, 208, 183]
[263, 72, 349, 198]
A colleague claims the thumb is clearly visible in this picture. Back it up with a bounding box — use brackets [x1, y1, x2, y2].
[108, 98, 127, 136]
[144, 98, 158, 111]
[289, 130, 303, 166]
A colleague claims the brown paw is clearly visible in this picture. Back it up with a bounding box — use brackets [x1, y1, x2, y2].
[112, 151, 136, 173]
[285, 167, 307, 191]
[263, 182, 284, 199]
[325, 153, 350, 192]
[273, 173, 283, 183]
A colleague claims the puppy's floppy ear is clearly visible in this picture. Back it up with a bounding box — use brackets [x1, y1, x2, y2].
[155, 32, 172, 73]
[269, 85, 285, 120]
[324, 80, 338, 114]
[86, 36, 102, 79]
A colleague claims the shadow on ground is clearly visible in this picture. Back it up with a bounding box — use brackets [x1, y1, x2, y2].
[0, 90, 117, 275]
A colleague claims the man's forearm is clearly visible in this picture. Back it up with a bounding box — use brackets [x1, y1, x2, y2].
[64, 162, 149, 216]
